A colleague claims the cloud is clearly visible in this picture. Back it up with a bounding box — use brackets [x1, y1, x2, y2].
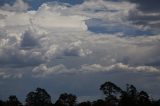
[32, 64, 66, 77]
[20, 30, 39, 49]
[32, 62, 159, 78]
[32, 3, 88, 31]
[126, 0, 160, 12]
[0, 0, 160, 101]
[63, 41, 92, 57]
[1, 0, 29, 12]
[0, 67, 27, 79]
[81, 63, 159, 73]
[0, 3, 88, 33]
[125, 0, 160, 33]
[0, 0, 159, 71]
[71, 0, 154, 35]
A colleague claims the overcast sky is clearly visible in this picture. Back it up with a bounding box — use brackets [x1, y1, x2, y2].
[0, 0, 160, 102]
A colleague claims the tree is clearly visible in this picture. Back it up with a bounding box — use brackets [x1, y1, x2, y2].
[92, 99, 106, 106]
[119, 92, 136, 106]
[126, 84, 137, 97]
[119, 84, 138, 106]
[6, 95, 22, 106]
[0, 100, 5, 106]
[136, 91, 151, 106]
[25, 88, 52, 106]
[100, 81, 122, 97]
[100, 81, 122, 106]
[55, 93, 77, 106]
[78, 101, 91, 106]
[152, 99, 160, 106]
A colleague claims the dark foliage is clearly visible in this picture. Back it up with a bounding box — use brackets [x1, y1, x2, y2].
[92, 99, 106, 106]
[55, 93, 77, 106]
[100, 81, 122, 97]
[25, 88, 52, 106]
[1, 81, 160, 106]
[78, 101, 91, 106]
[0, 100, 6, 106]
[6, 95, 22, 106]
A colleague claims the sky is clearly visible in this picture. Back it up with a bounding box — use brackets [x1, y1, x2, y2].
[0, 0, 160, 102]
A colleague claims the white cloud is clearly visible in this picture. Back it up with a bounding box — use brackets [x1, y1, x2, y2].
[32, 63, 159, 77]
[0, 68, 23, 79]
[81, 63, 159, 73]
[63, 41, 92, 57]
[1, 0, 29, 12]
[32, 64, 75, 77]
[32, 3, 88, 31]
[0, 3, 88, 33]
[71, 0, 136, 20]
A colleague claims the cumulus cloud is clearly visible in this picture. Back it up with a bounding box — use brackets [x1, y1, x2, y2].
[21, 30, 39, 49]
[32, 64, 66, 77]
[63, 41, 92, 57]
[71, 0, 139, 35]
[32, 3, 88, 31]
[1, 0, 29, 12]
[0, 0, 159, 74]
[0, 3, 88, 34]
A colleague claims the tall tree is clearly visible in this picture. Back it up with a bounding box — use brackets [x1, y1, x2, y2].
[55, 93, 77, 106]
[25, 88, 52, 106]
[92, 99, 106, 106]
[6, 95, 22, 106]
[100, 81, 122, 106]
[137, 91, 151, 106]
[0, 100, 6, 106]
[126, 84, 137, 97]
[119, 84, 138, 106]
[100, 81, 122, 97]
[78, 101, 91, 106]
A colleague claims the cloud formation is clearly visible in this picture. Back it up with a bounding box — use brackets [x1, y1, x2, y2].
[126, 0, 160, 33]
[1, 0, 29, 12]
[0, 0, 160, 101]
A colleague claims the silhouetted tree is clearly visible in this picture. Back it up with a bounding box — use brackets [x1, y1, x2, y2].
[100, 81, 122, 106]
[152, 99, 160, 106]
[119, 92, 136, 106]
[136, 91, 151, 106]
[92, 99, 106, 106]
[100, 82, 122, 97]
[5, 95, 22, 106]
[0, 100, 5, 106]
[55, 93, 76, 106]
[119, 84, 138, 106]
[78, 101, 91, 106]
[1, 81, 160, 106]
[126, 84, 137, 97]
[25, 88, 52, 106]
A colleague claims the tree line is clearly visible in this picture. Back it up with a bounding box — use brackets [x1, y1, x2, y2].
[0, 81, 160, 106]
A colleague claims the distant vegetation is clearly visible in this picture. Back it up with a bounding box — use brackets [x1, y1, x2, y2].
[0, 81, 160, 106]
